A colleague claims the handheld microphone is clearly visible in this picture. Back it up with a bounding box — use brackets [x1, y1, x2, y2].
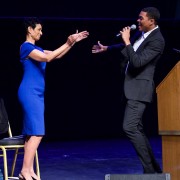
[116, 24, 136, 37]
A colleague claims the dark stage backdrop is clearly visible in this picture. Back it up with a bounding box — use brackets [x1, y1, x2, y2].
[0, 0, 179, 19]
[0, 1, 180, 141]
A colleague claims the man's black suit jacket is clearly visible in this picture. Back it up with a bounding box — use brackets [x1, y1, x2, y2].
[108, 28, 165, 103]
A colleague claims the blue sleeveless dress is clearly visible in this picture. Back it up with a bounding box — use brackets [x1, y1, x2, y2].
[18, 42, 46, 135]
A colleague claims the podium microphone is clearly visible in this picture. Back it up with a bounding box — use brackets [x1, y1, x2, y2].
[116, 24, 136, 37]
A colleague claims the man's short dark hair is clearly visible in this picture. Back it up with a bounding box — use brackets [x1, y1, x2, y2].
[142, 7, 160, 25]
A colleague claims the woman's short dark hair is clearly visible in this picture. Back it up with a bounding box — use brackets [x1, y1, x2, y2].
[23, 17, 42, 33]
[142, 7, 160, 25]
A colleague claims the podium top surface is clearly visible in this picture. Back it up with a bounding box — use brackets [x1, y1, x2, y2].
[156, 61, 180, 92]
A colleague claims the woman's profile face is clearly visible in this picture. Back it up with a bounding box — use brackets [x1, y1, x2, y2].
[28, 23, 43, 41]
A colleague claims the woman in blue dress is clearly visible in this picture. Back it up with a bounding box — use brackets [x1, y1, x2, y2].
[18, 17, 89, 180]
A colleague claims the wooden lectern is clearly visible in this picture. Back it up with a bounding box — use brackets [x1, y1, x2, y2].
[156, 61, 180, 180]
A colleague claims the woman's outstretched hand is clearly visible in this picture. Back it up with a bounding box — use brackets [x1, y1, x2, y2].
[67, 30, 89, 46]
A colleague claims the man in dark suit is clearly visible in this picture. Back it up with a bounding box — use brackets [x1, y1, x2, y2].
[92, 7, 165, 173]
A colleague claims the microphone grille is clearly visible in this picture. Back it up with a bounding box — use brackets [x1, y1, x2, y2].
[130, 24, 136, 30]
